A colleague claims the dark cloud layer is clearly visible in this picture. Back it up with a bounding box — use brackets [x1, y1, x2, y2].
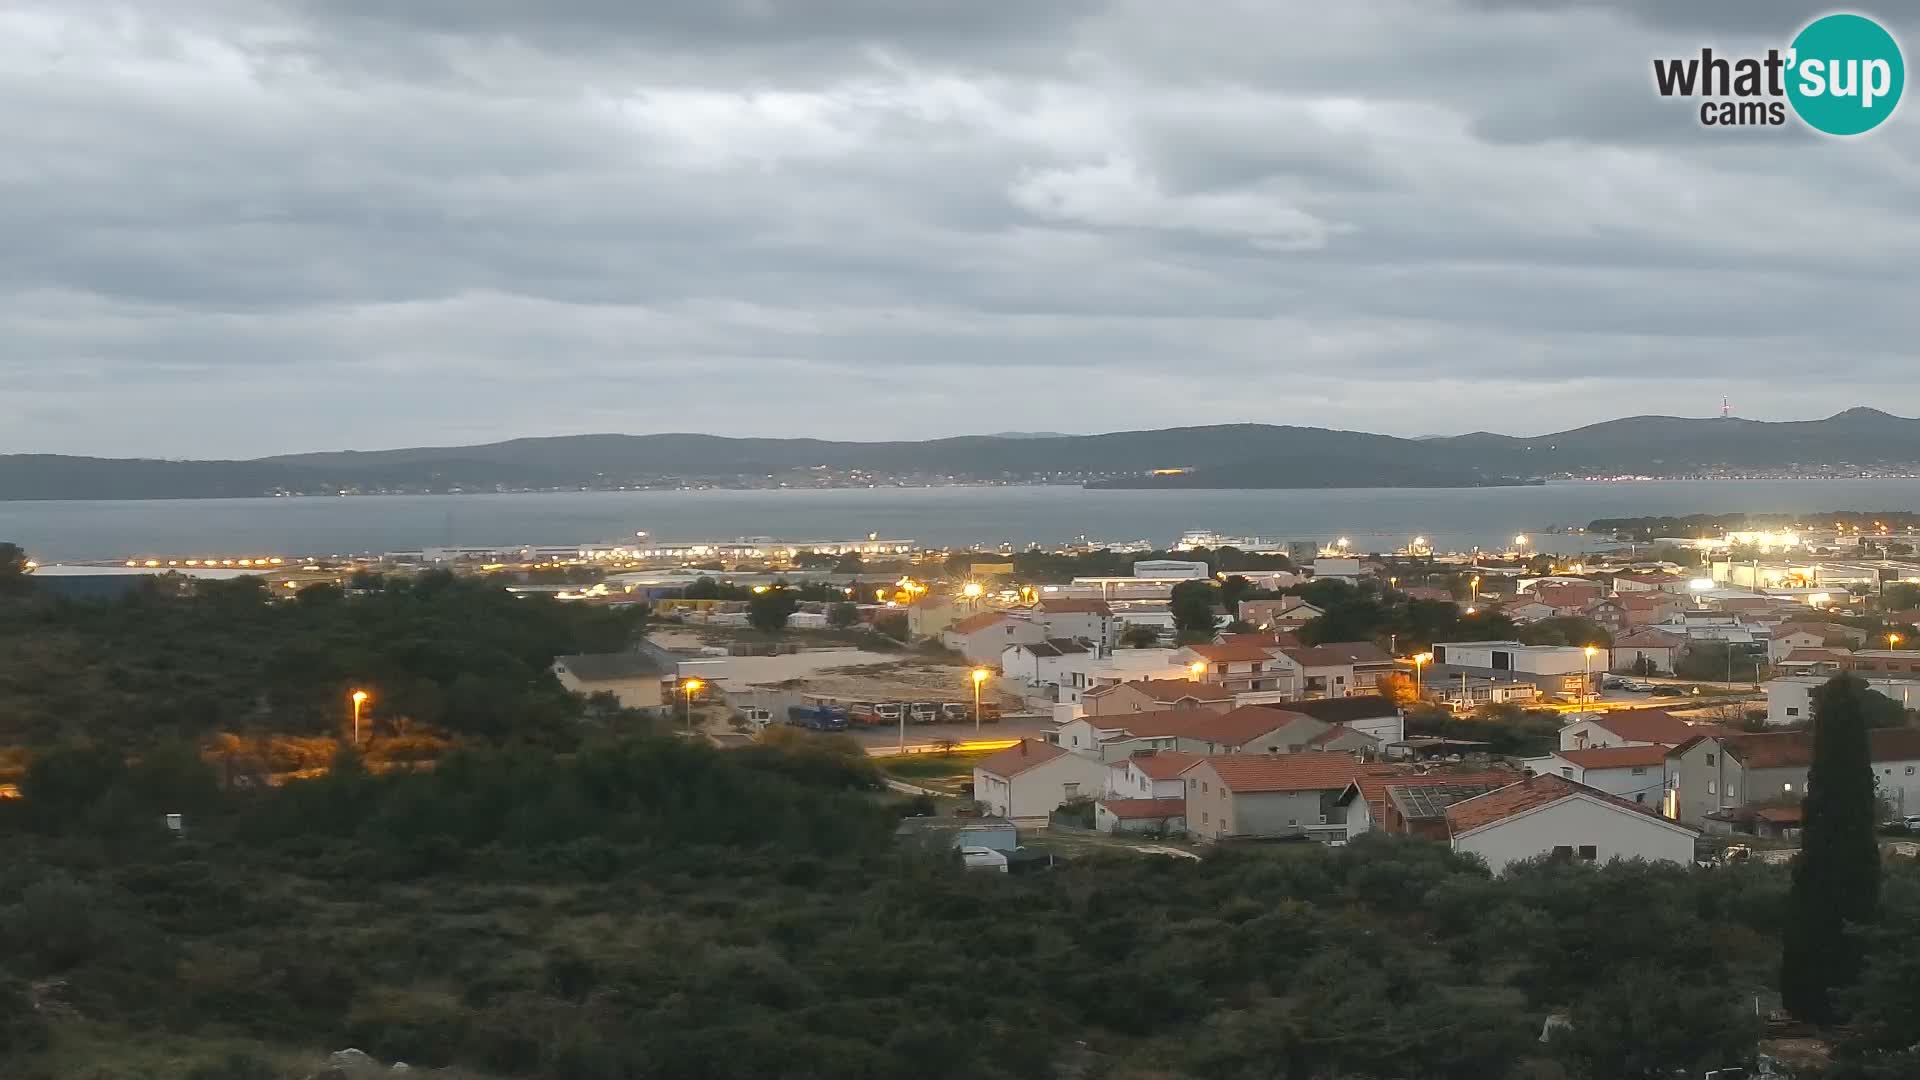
[2, 0, 1917, 456]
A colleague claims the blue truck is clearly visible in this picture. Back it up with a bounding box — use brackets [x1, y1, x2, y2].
[786, 703, 850, 732]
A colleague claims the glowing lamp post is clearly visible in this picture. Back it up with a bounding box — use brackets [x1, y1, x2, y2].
[681, 678, 704, 735]
[971, 668, 990, 735]
[1189, 660, 1207, 683]
[349, 690, 370, 745]
[1412, 652, 1432, 702]
[1583, 645, 1598, 704]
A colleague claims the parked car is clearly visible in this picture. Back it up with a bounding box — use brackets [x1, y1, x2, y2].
[1904, 815, 1920, 832]
[959, 846, 1009, 873]
[909, 702, 940, 724]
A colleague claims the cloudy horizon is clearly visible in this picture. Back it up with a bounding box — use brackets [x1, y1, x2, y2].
[5, 1, 1917, 458]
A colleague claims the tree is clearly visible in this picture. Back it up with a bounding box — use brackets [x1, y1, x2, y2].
[1169, 580, 1218, 641]
[1883, 582, 1920, 611]
[827, 602, 859, 629]
[0, 542, 29, 594]
[747, 588, 800, 633]
[1781, 675, 1883, 1024]
[1219, 575, 1253, 616]
[1376, 671, 1417, 708]
[1119, 624, 1160, 649]
[1631, 655, 1656, 677]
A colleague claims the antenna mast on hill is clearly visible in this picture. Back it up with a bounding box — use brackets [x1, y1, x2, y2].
[1720, 395, 1731, 419]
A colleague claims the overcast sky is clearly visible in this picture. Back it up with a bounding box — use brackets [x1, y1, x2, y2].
[5, 1, 1918, 457]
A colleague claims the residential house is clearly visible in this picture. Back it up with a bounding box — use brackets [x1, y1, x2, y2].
[971, 739, 1112, 822]
[1588, 592, 1686, 634]
[1176, 640, 1291, 694]
[1082, 678, 1234, 717]
[1839, 650, 1920, 678]
[1429, 640, 1599, 700]
[1558, 708, 1724, 751]
[1057, 648, 1184, 705]
[1240, 599, 1324, 633]
[1272, 642, 1396, 698]
[1057, 706, 1334, 760]
[1104, 749, 1204, 799]
[1525, 744, 1669, 808]
[1094, 797, 1189, 835]
[1181, 753, 1379, 842]
[1527, 583, 1603, 613]
[1762, 674, 1920, 726]
[1773, 648, 1851, 678]
[1285, 694, 1406, 745]
[552, 652, 673, 712]
[1769, 621, 1869, 662]
[1609, 629, 1688, 674]
[942, 611, 1046, 664]
[1659, 727, 1920, 825]
[1000, 638, 1093, 698]
[1447, 774, 1700, 874]
[1031, 598, 1117, 654]
[905, 596, 961, 640]
[1336, 769, 1520, 839]
[1504, 600, 1562, 624]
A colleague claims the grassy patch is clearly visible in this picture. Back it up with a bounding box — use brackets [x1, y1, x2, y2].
[876, 748, 997, 781]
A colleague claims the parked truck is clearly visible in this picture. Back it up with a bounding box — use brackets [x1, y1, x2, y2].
[787, 703, 850, 732]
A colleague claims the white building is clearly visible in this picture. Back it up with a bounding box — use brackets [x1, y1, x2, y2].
[1059, 649, 1184, 705]
[941, 611, 1046, 663]
[1104, 749, 1204, 799]
[1029, 598, 1117, 654]
[1558, 708, 1717, 751]
[1431, 641, 1590, 675]
[1523, 745, 1668, 809]
[1000, 638, 1095, 695]
[971, 740, 1112, 822]
[1762, 675, 1920, 726]
[1445, 774, 1699, 875]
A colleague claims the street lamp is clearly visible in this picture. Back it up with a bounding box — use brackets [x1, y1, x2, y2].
[1889, 632, 1903, 649]
[1412, 652, 1432, 701]
[1189, 660, 1207, 682]
[1583, 645, 1598, 704]
[971, 668, 990, 734]
[681, 678, 704, 735]
[349, 690, 370, 745]
[1470, 575, 1481, 605]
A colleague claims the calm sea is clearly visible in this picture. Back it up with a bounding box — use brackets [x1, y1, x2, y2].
[6, 479, 1920, 562]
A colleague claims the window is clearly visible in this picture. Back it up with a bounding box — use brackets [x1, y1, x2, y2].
[1288, 818, 1297, 827]
[1631, 767, 1647, 775]
[1202, 811, 1209, 824]
[1705, 753, 1715, 766]
[1577, 845, 1597, 862]
[1787, 707, 1800, 717]
[1202, 782, 1209, 793]
[1062, 783, 1079, 798]
[1635, 793, 1646, 804]
[1708, 780, 1716, 795]
[1559, 767, 1573, 779]
[1551, 845, 1573, 859]
[1783, 782, 1794, 793]
[1909, 766, 1916, 776]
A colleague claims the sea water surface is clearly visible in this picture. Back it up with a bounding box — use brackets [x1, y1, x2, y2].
[7, 479, 1920, 563]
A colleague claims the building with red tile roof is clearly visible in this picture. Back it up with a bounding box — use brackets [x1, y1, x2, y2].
[971, 738, 1113, 821]
[1181, 752, 1393, 841]
[1444, 773, 1698, 874]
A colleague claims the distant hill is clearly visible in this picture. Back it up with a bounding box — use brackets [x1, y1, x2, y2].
[5, 408, 1919, 499]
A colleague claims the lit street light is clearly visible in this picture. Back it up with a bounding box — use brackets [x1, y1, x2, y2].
[1189, 660, 1207, 682]
[1412, 652, 1432, 701]
[971, 668, 990, 734]
[681, 678, 704, 735]
[350, 689, 370, 745]
[1889, 632, 1903, 649]
[1583, 645, 1598, 704]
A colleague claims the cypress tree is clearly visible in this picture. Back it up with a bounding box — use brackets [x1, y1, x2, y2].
[1780, 674, 1882, 1023]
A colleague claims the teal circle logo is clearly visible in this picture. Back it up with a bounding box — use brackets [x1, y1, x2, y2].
[1786, 13, 1904, 135]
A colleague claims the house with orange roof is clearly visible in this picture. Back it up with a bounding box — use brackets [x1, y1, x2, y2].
[1445, 773, 1699, 874]
[1094, 796, 1188, 835]
[1179, 752, 1385, 842]
[1587, 591, 1685, 633]
[1663, 726, 1920, 827]
[1173, 640, 1293, 695]
[970, 739, 1112, 822]
[1557, 708, 1727, 752]
[1081, 677, 1234, 718]
[941, 611, 1046, 664]
[1334, 768, 1521, 840]
[1104, 749, 1205, 799]
[1271, 641, 1396, 699]
[1607, 628, 1688, 675]
[1767, 621, 1868, 662]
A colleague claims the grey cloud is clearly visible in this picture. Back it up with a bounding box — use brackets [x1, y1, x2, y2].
[2, 0, 1919, 458]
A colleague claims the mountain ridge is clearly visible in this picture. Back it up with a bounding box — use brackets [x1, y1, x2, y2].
[4, 409, 1918, 500]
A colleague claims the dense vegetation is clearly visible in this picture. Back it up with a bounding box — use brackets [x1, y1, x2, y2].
[0, 572, 644, 759]
[10, 730, 1920, 1079]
